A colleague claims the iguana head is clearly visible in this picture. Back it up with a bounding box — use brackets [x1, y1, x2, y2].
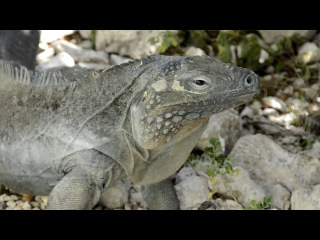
[131, 55, 260, 149]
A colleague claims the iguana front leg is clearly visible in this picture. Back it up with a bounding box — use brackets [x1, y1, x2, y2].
[48, 150, 122, 210]
[48, 166, 106, 209]
[141, 178, 180, 210]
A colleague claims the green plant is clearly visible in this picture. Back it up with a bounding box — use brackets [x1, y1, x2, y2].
[185, 153, 198, 168]
[149, 31, 183, 54]
[245, 196, 273, 210]
[185, 137, 239, 181]
[300, 136, 318, 150]
[212, 31, 311, 81]
[91, 30, 97, 50]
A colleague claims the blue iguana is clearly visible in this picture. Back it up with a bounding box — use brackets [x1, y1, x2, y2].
[0, 30, 260, 209]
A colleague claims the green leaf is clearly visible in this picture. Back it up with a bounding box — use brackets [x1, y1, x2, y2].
[239, 34, 262, 69]
[208, 191, 216, 199]
[216, 32, 233, 63]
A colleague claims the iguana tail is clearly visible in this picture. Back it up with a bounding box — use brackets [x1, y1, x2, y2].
[0, 30, 40, 71]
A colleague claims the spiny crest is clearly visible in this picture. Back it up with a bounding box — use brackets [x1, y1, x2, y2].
[0, 61, 76, 87]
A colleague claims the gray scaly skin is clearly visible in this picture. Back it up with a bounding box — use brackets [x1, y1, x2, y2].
[0, 38, 260, 209]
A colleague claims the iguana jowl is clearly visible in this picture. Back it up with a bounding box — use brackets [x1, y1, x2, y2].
[0, 30, 260, 209]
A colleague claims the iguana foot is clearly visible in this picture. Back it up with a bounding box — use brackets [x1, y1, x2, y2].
[141, 178, 180, 210]
[47, 150, 119, 210]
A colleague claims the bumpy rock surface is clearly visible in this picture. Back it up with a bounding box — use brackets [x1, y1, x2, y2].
[214, 199, 244, 210]
[52, 40, 109, 64]
[196, 109, 242, 154]
[269, 184, 291, 210]
[208, 167, 266, 207]
[291, 185, 320, 210]
[230, 134, 320, 192]
[174, 167, 210, 210]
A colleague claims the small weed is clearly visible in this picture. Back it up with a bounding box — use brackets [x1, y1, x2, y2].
[185, 137, 239, 181]
[245, 196, 273, 210]
[149, 31, 183, 54]
[300, 136, 318, 150]
[91, 30, 97, 50]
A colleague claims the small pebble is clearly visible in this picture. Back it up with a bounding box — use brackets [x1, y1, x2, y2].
[40, 196, 48, 205]
[35, 196, 42, 202]
[4, 195, 11, 201]
[40, 202, 47, 210]
[22, 202, 32, 210]
[124, 203, 132, 210]
[6, 200, 16, 208]
[9, 195, 19, 201]
[30, 201, 40, 208]
[32, 207, 40, 210]
[13, 206, 23, 210]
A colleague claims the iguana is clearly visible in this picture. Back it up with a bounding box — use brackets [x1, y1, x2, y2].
[0, 30, 260, 209]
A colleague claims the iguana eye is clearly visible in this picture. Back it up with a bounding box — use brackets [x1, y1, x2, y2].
[194, 80, 207, 86]
[190, 79, 209, 90]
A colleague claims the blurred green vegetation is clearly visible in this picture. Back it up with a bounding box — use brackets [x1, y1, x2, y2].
[149, 30, 320, 106]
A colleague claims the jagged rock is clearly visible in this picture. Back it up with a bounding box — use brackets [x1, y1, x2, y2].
[36, 47, 55, 64]
[78, 40, 93, 49]
[79, 30, 92, 39]
[259, 30, 317, 44]
[230, 134, 320, 192]
[52, 40, 109, 64]
[99, 180, 130, 209]
[174, 167, 210, 210]
[214, 198, 244, 210]
[95, 30, 177, 59]
[35, 52, 75, 71]
[185, 46, 206, 56]
[259, 49, 269, 63]
[196, 109, 242, 154]
[302, 87, 320, 102]
[303, 141, 320, 160]
[208, 167, 266, 207]
[40, 30, 75, 43]
[270, 184, 291, 210]
[262, 108, 279, 117]
[262, 96, 288, 112]
[268, 112, 297, 127]
[285, 97, 309, 112]
[280, 135, 298, 145]
[291, 185, 320, 210]
[298, 42, 320, 64]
